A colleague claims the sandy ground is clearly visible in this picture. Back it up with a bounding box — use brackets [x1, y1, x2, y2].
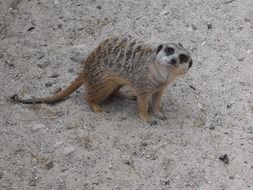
[0, 0, 253, 189]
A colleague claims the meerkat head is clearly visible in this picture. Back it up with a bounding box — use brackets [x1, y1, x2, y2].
[155, 42, 192, 75]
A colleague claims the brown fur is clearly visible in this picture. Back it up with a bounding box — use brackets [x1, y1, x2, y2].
[12, 37, 192, 122]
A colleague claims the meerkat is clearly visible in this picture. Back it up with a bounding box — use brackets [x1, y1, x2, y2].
[12, 37, 192, 122]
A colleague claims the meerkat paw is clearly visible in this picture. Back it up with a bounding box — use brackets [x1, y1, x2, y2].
[154, 111, 167, 120]
[139, 114, 149, 123]
[94, 106, 103, 113]
[89, 101, 103, 113]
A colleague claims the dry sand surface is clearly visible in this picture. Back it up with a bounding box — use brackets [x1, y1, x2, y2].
[1, 0, 253, 189]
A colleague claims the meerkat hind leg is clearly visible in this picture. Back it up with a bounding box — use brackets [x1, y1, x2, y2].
[86, 82, 121, 112]
[85, 86, 107, 113]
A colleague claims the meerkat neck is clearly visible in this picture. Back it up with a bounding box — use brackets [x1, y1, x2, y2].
[149, 61, 170, 84]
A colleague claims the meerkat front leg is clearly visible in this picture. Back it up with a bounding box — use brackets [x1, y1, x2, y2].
[137, 95, 149, 122]
[152, 87, 167, 120]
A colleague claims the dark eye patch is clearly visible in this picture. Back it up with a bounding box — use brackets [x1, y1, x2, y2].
[156, 44, 163, 54]
[179, 54, 188, 63]
[165, 47, 175, 55]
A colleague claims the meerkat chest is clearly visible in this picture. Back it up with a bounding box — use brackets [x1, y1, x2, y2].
[167, 69, 183, 82]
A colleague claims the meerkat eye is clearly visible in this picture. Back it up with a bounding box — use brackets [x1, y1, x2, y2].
[179, 54, 188, 63]
[165, 47, 175, 55]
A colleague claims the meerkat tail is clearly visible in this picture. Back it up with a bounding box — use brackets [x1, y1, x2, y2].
[12, 74, 84, 104]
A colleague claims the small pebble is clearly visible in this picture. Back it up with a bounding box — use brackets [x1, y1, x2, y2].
[70, 53, 85, 63]
[50, 72, 59, 78]
[224, 0, 236, 4]
[120, 117, 127, 121]
[121, 156, 132, 165]
[207, 23, 212, 29]
[54, 141, 63, 148]
[229, 176, 234, 180]
[56, 111, 64, 116]
[108, 164, 113, 169]
[63, 146, 74, 156]
[160, 10, 170, 16]
[201, 41, 207, 45]
[97, 5, 102, 9]
[68, 68, 74, 73]
[29, 179, 36, 187]
[237, 58, 244, 61]
[238, 25, 243, 30]
[226, 104, 232, 108]
[235, 174, 240, 179]
[37, 62, 49, 69]
[145, 155, 151, 158]
[57, 24, 63, 29]
[141, 142, 148, 147]
[191, 24, 197, 30]
[37, 52, 45, 60]
[45, 81, 53, 87]
[150, 120, 158, 126]
[32, 123, 46, 132]
[45, 161, 54, 170]
[189, 85, 196, 90]
[5, 60, 14, 67]
[164, 180, 170, 186]
[197, 103, 205, 111]
[27, 27, 35, 31]
[219, 154, 229, 164]
[41, 43, 48, 47]
[209, 124, 215, 130]
[77, 27, 84, 31]
[123, 160, 131, 165]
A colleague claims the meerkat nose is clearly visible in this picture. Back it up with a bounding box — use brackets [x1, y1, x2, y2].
[170, 58, 177, 65]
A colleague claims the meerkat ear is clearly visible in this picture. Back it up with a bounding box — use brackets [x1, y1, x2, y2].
[189, 60, 193, 68]
[178, 43, 184, 47]
[156, 44, 163, 54]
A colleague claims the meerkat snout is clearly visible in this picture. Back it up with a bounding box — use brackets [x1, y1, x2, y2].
[170, 58, 177, 65]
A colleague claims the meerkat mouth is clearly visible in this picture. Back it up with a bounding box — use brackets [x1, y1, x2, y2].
[167, 62, 177, 69]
